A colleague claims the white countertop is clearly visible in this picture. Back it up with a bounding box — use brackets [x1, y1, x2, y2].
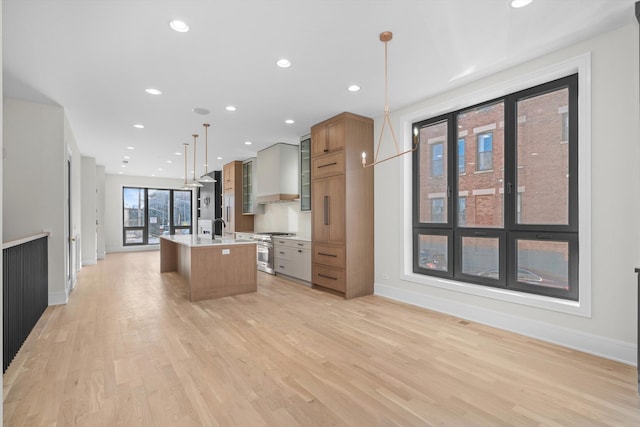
[161, 234, 257, 248]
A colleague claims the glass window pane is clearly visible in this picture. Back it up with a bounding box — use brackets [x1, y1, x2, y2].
[419, 120, 448, 223]
[148, 189, 170, 244]
[123, 188, 145, 227]
[461, 236, 499, 278]
[125, 229, 143, 244]
[174, 228, 191, 235]
[418, 234, 448, 272]
[173, 191, 192, 226]
[517, 240, 569, 290]
[457, 102, 504, 228]
[458, 139, 465, 174]
[516, 88, 570, 225]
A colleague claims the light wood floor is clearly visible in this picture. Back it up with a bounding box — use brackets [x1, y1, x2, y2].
[4, 251, 640, 426]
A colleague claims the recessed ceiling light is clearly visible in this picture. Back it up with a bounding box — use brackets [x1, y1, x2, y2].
[123, 155, 131, 159]
[225, 105, 237, 112]
[244, 141, 252, 145]
[192, 107, 210, 115]
[276, 58, 291, 68]
[217, 156, 223, 160]
[145, 88, 162, 95]
[510, 0, 533, 8]
[347, 85, 361, 92]
[169, 20, 189, 32]
[120, 164, 126, 168]
[166, 160, 172, 164]
[133, 124, 145, 129]
[151, 174, 156, 177]
[119, 171, 124, 175]
[285, 119, 295, 124]
[158, 168, 163, 171]
[127, 146, 135, 150]
[174, 152, 182, 156]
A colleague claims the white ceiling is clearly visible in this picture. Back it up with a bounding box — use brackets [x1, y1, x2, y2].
[3, 0, 636, 178]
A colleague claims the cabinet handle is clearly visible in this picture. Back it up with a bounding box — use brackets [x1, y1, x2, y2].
[318, 252, 337, 257]
[323, 148, 329, 153]
[297, 243, 304, 246]
[279, 251, 285, 255]
[318, 273, 337, 280]
[317, 162, 337, 169]
[298, 250, 302, 253]
[279, 265, 285, 269]
[323, 196, 329, 226]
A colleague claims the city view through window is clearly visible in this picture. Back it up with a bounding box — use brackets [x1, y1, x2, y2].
[413, 75, 578, 300]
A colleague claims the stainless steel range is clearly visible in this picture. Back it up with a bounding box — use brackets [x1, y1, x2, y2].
[254, 232, 295, 274]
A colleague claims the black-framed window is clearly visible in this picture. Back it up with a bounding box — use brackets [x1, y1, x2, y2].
[413, 74, 578, 301]
[123, 187, 192, 246]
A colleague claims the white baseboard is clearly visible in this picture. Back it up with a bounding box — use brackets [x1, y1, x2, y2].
[48, 290, 69, 306]
[82, 258, 97, 266]
[374, 282, 636, 366]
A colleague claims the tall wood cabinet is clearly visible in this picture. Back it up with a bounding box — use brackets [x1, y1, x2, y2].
[311, 112, 374, 299]
[222, 161, 253, 237]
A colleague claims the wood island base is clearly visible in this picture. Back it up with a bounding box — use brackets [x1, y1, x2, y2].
[160, 237, 257, 302]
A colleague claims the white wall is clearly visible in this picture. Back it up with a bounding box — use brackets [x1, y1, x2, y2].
[96, 165, 106, 259]
[80, 156, 97, 265]
[374, 24, 640, 364]
[3, 98, 78, 305]
[254, 202, 311, 239]
[104, 173, 185, 252]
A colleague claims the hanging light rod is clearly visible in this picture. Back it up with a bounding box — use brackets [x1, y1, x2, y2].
[362, 31, 417, 168]
[188, 134, 203, 187]
[199, 123, 215, 183]
[180, 143, 192, 190]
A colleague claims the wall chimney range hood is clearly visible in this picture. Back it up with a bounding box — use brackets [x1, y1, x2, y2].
[256, 143, 299, 204]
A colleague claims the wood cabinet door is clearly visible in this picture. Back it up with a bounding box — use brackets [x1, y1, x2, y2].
[312, 175, 345, 243]
[311, 120, 345, 158]
[224, 194, 235, 234]
[311, 125, 327, 157]
[223, 162, 234, 191]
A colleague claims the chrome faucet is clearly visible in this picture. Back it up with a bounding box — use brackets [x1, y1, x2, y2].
[213, 218, 226, 237]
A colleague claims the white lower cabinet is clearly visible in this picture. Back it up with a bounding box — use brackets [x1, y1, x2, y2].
[274, 238, 311, 283]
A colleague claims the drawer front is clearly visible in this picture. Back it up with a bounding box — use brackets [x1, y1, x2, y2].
[312, 152, 344, 179]
[313, 264, 345, 292]
[312, 243, 345, 269]
[274, 245, 293, 261]
[274, 238, 312, 250]
[275, 258, 296, 275]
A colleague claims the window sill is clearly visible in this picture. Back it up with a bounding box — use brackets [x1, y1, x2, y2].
[400, 271, 588, 317]
[474, 169, 494, 174]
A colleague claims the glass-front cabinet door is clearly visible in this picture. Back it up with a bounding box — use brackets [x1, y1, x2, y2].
[242, 159, 254, 214]
[300, 136, 311, 211]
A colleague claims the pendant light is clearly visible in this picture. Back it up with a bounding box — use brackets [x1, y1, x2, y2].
[198, 123, 215, 183]
[180, 143, 192, 190]
[362, 31, 417, 168]
[189, 134, 203, 187]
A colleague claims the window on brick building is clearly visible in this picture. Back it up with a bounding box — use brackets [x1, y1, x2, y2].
[458, 139, 465, 174]
[412, 74, 578, 300]
[431, 143, 444, 177]
[476, 132, 493, 171]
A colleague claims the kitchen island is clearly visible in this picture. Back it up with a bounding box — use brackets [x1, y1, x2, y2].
[160, 234, 257, 302]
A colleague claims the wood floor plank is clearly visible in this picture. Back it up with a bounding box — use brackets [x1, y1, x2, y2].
[3, 250, 640, 426]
